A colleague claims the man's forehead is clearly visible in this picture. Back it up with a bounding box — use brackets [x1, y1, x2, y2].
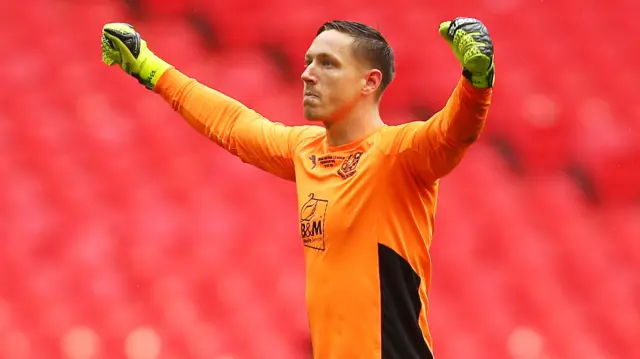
[305, 30, 355, 58]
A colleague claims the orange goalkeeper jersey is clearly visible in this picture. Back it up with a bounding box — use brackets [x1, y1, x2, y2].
[156, 68, 492, 359]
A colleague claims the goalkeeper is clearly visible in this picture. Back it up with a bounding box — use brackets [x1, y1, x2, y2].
[102, 18, 494, 359]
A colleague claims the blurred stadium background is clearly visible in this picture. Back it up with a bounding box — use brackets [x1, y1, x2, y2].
[1, 0, 638, 358]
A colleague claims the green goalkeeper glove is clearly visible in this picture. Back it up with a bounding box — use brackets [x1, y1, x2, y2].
[439, 17, 495, 88]
[101, 23, 172, 90]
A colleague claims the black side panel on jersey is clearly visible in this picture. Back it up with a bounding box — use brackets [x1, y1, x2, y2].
[378, 243, 433, 359]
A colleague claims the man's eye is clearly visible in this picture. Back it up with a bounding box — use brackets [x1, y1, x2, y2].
[322, 60, 333, 67]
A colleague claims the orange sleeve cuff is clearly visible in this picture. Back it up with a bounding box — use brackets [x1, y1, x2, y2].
[154, 67, 189, 104]
[459, 76, 493, 103]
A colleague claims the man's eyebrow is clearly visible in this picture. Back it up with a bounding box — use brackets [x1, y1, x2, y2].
[305, 52, 340, 61]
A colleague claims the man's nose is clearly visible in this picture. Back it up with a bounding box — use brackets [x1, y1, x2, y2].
[301, 66, 317, 84]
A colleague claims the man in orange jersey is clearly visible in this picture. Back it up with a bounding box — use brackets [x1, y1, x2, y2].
[102, 17, 494, 359]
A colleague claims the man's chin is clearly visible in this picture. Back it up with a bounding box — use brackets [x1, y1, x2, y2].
[303, 109, 326, 122]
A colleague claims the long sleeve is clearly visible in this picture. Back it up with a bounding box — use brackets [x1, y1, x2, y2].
[154, 68, 320, 181]
[395, 76, 492, 182]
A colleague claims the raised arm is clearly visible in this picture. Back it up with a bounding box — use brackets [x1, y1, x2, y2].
[394, 17, 495, 182]
[101, 22, 320, 181]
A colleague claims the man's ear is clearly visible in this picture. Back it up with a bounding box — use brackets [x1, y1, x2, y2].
[362, 69, 382, 95]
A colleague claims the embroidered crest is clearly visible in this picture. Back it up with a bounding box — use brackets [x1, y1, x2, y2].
[337, 152, 363, 179]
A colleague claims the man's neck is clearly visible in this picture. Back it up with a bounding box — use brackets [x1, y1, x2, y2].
[324, 107, 384, 148]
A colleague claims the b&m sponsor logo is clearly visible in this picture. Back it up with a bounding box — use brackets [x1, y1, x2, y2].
[299, 193, 328, 251]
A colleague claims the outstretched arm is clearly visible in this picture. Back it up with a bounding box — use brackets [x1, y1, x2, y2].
[155, 68, 318, 181]
[101, 22, 318, 181]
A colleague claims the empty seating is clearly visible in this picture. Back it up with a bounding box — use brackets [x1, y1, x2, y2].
[0, 1, 637, 359]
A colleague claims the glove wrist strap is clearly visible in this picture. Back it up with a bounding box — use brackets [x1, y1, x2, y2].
[463, 66, 494, 89]
[136, 54, 173, 90]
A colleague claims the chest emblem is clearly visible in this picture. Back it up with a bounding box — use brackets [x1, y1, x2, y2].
[337, 151, 363, 179]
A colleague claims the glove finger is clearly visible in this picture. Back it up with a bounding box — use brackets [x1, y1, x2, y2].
[464, 51, 492, 74]
[452, 24, 493, 73]
[103, 32, 129, 54]
[102, 32, 129, 66]
[101, 34, 114, 50]
[440, 21, 464, 64]
[102, 22, 136, 35]
[103, 23, 142, 56]
[438, 21, 452, 42]
[104, 31, 141, 58]
[101, 37, 117, 65]
[101, 33, 120, 66]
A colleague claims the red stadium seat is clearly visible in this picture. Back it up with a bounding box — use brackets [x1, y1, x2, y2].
[0, 1, 637, 358]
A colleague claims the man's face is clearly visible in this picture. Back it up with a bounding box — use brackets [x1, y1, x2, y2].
[301, 30, 369, 122]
